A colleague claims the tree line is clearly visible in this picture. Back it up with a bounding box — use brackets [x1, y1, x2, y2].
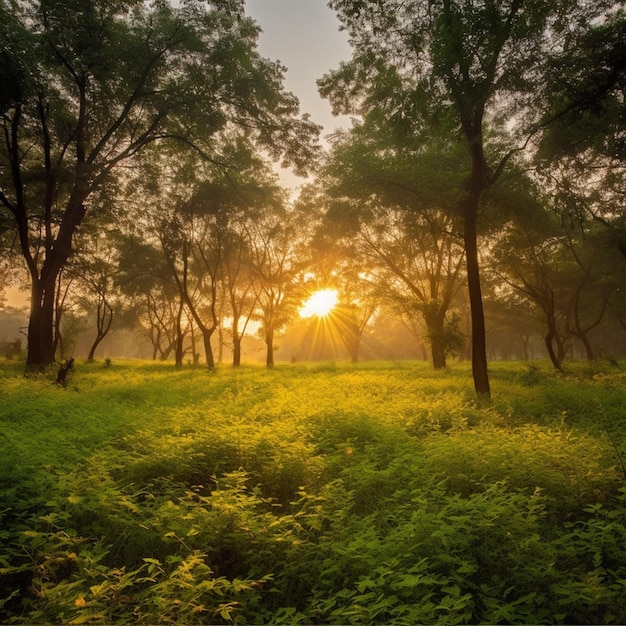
[1, 0, 624, 397]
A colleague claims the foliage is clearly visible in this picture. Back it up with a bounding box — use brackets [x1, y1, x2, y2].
[319, 0, 621, 396]
[1, 359, 626, 623]
[0, 0, 320, 367]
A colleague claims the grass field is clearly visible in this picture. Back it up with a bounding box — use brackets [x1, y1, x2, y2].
[1, 358, 626, 624]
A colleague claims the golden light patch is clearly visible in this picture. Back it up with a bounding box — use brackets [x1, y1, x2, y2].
[299, 289, 338, 318]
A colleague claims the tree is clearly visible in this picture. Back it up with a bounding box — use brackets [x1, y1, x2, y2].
[215, 154, 280, 367]
[341, 204, 465, 368]
[313, 125, 467, 369]
[0, 3, 32, 114]
[320, 0, 617, 395]
[222, 226, 258, 367]
[115, 232, 183, 362]
[157, 204, 221, 369]
[70, 232, 118, 362]
[248, 204, 300, 369]
[0, 0, 320, 368]
[493, 218, 569, 370]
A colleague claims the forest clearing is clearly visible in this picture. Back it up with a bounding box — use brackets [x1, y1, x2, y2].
[1, 358, 626, 624]
[2, 1, 624, 621]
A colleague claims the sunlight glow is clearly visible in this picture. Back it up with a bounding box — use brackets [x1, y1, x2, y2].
[299, 289, 338, 318]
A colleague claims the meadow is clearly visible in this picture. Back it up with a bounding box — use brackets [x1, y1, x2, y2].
[1, 358, 626, 624]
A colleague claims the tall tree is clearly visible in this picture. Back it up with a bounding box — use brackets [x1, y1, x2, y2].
[313, 124, 467, 369]
[0, 0, 320, 368]
[214, 151, 280, 367]
[115, 232, 182, 361]
[222, 226, 258, 367]
[158, 205, 221, 370]
[248, 204, 299, 369]
[320, 0, 617, 395]
[492, 215, 570, 370]
[70, 232, 118, 362]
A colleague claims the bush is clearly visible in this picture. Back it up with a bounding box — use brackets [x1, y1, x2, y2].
[1, 360, 626, 624]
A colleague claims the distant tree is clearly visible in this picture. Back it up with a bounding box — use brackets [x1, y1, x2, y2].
[313, 126, 467, 369]
[247, 204, 300, 369]
[321, 0, 618, 395]
[0, 0, 320, 369]
[222, 227, 258, 367]
[116, 233, 182, 362]
[482, 278, 541, 361]
[157, 204, 221, 370]
[493, 217, 569, 370]
[215, 152, 282, 367]
[70, 233, 118, 362]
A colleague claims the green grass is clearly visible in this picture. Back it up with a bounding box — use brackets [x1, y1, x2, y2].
[1, 358, 626, 624]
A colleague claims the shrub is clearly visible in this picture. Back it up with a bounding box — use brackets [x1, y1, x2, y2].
[2, 360, 626, 624]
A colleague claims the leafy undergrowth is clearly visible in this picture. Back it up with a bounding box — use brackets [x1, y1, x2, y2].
[1, 358, 625, 624]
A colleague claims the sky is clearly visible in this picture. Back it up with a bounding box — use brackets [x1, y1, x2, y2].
[244, 0, 354, 188]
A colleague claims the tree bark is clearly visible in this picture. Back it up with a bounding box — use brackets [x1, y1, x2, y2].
[265, 328, 275, 369]
[464, 208, 490, 395]
[460, 127, 491, 397]
[431, 341, 447, 370]
[423, 307, 448, 369]
[174, 298, 185, 368]
[87, 299, 113, 361]
[544, 326, 564, 371]
[233, 333, 242, 367]
[27, 273, 57, 368]
[25, 194, 88, 368]
[202, 329, 215, 370]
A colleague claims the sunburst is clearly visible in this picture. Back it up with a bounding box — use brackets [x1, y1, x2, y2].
[299, 289, 338, 318]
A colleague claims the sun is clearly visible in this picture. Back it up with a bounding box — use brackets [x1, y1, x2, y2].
[299, 289, 338, 318]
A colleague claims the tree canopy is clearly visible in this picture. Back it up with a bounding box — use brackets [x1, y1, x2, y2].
[0, 0, 320, 367]
[0, 0, 624, 384]
[318, 0, 621, 395]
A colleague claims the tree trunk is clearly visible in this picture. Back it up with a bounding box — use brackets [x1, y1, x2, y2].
[203, 330, 215, 370]
[27, 275, 57, 368]
[578, 335, 594, 361]
[87, 299, 113, 361]
[265, 328, 274, 369]
[233, 333, 242, 367]
[456, 113, 491, 396]
[461, 144, 490, 395]
[577, 334, 595, 361]
[25, 192, 87, 368]
[189, 319, 198, 365]
[431, 341, 447, 370]
[424, 309, 447, 369]
[160, 343, 175, 361]
[217, 322, 225, 365]
[174, 299, 185, 368]
[52, 273, 66, 361]
[568, 286, 606, 362]
[465, 210, 490, 395]
[544, 326, 564, 372]
[87, 337, 101, 362]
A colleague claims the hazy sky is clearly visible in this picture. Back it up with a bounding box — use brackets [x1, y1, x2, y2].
[244, 0, 354, 187]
